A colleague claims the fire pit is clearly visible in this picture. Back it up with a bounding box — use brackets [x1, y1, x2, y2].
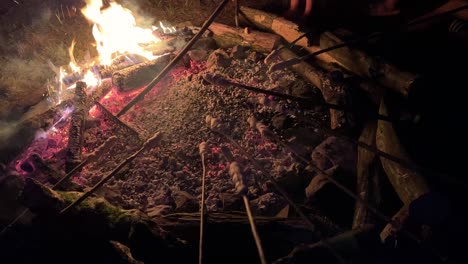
[1, 0, 468, 263]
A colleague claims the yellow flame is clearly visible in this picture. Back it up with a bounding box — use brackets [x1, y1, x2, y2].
[81, 0, 161, 65]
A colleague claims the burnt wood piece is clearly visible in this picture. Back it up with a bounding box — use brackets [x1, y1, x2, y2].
[94, 101, 141, 142]
[377, 99, 429, 204]
[112, 54, 172, 93]
[0, 79, 113, 165]
[208, 22, 281, 52]
[320, 30, 420, 98]
[28, 154, 83, 192]
[353, 122, 379, 229]
[65, 81, 87, 173]
[238, 6, 337, 64]
[87, 78, 113, 105]
[277, 47, 354, 129]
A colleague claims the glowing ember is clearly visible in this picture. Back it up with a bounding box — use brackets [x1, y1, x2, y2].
[81, 0, 162, 65]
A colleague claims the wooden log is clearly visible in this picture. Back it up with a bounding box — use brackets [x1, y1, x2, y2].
[320, 30, 420, 98]
[65, 81, 87, 173]
[208, 22, 281, 52]
[239, 6, 337, 64]
[112, 54, 172, 93]
[376, 98, 430, 204]
[277, 47, 354, 129]
[353, 122, 378, 229]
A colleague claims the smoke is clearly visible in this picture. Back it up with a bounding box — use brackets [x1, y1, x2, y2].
[0, 121, 36, 165]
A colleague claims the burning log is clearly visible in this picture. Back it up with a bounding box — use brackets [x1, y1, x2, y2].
[320, 30, 420, 98]
[112, 54, 172, 93]
[208, 22, 281, 52]
[238, 6, 337, 64]
[376, 99, 430, 204]
[65, 81, 87, 173]
[97, 54, 149, 79]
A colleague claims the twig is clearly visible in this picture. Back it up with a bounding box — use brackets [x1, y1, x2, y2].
[116, 0, 230, 117]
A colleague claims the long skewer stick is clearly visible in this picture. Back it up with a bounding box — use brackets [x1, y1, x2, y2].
[198, 142, 208, 264]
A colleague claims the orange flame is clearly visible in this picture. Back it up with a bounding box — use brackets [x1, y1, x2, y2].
[81, 0, 161, 65]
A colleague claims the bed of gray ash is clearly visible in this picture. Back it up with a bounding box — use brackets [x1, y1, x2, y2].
[27, 47, 350, 221]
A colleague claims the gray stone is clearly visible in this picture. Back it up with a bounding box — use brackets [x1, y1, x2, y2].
[173, 190, 199, 213]
[311, 136, 356, 174]
[146, 205, 173, 217]
[249, 193, 287, 216]
[187, 49, 210, 62]
[230, 45, 249, 60]
[206, 49, 231, 70]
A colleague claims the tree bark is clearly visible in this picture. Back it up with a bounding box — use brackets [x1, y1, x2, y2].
[112, 54, 172, 93]
[239, 6, 337, 64]
[376, 99, 430, 204]
[209, 22, 281, 52]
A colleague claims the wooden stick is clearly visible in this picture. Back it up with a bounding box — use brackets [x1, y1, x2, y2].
[198, 142, 208, 264]
[116, 0, 230, 117]
[243, 195, 267, 264]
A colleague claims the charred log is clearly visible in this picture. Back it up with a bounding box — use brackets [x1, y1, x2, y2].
[65, 81, 87, 173]
[112, 53, 172, 93]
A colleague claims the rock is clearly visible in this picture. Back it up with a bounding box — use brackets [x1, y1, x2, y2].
[206, 49, 231, 70]
[311, 136, 357, 174]
[192, 37, 218, 50]
[230, 45, 249, 60]
[268, 161, 306, 200]
[220, 192, 243, 211]
[249, 193, 287, 216]
[247, 51, 264, 62]
[187, 49, 209, 62]
[271, 113, 294, 130]
[109, 241, 144, 264]
[305, 165, 339, 199]
[173, 190, 199, 213]
[146, 205, 174, 218]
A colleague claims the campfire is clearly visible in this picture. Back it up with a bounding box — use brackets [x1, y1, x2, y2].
[1, 0, 468, 263]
